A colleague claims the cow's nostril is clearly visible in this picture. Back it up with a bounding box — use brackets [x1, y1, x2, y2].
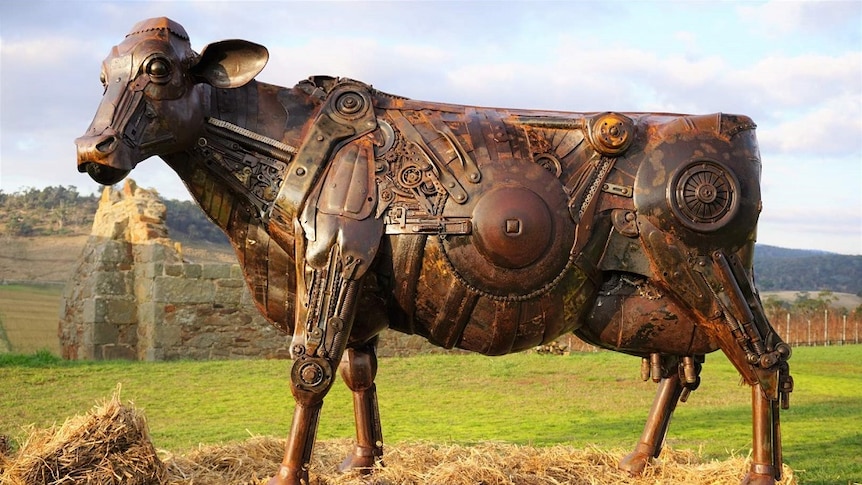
[96, 136, 117, 154]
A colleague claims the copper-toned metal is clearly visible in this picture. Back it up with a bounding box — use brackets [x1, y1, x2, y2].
[75, 18, 793, 485]
[337, 340, 384, 473]
[619, 363, 684, 475]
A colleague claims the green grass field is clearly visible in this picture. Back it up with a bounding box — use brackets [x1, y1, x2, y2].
[1, 346, 860, 484]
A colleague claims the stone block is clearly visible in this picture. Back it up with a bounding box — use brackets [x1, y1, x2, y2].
[134, 278, 154, 300]
[64, 280, 94, 301]
[154, 321, 182, 347]
[92, 322, 119, 345]
[142, 346, 163, 362]
[135, 243, 177, 263]
[186, 331, 218, 349]
[153, 277, 215, 304]
[116, 322, 139, 347]
[137, 301, 165, 326]
[184, 263, 202, 279]
[201, 264, 231, 280]
[216, 278, 245, 288]
[104, 298, 137, 325]
[79, 322, 95, 355]
[214, 286, 243, 306]
[90, 240, 132, 263]
[136, 262, 164, 279]
[93, 260, 131, 272]
[82, 298, 104, 324]
[164, 263, 184, 277]
[208, 348, 230, 359]
[93, 271, 130, 296]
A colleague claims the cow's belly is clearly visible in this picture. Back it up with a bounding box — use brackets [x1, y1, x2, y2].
[575, 273, 722, 357]
[385, 234, 598, 356]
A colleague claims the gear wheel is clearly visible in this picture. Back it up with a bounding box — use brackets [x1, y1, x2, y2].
[669, 160, 740, 232]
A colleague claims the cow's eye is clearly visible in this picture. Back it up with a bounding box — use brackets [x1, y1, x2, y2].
[145, 57, 171, 82]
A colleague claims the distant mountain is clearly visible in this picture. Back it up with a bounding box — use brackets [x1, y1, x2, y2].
[754, 245, 862, 295]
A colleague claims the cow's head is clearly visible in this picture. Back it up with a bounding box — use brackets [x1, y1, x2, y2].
[75, 17, 268, 185]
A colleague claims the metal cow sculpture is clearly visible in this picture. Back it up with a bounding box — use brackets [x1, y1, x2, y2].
[75, 18, 793, 485]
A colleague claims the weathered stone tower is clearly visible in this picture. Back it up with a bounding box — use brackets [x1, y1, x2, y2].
[58, 180, 290, 360]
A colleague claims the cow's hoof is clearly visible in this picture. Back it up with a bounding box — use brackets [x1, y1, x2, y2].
[267, 464, 309, 485]
[741, 471, 776, 485]
[619, 450, 652, 476]
[338, 445, 382, 474]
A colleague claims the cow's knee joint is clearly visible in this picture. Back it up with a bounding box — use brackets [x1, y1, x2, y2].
[290, 356, 336, 405]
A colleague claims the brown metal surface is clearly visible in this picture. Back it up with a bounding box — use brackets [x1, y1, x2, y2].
[75, 18, 793, 485]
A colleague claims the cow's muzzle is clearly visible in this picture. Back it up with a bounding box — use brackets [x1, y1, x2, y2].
[75, 132, 133, 185]
[80, 162, 131, 186]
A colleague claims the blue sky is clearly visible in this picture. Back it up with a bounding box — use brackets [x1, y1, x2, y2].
[1, 0, 860, 255]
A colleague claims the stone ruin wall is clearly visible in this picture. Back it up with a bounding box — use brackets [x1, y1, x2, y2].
[58, 180, 440, 361]
[59, 181, 290, 360]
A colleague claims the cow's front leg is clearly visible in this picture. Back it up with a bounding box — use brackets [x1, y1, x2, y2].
[337, 338, 384, 473]
[270, 258, 364, 484]
[270, 383, 329, 485]
[269, 347, 346, 485]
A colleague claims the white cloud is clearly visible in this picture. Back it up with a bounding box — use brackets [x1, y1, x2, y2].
[737, 1, 808, 36]
[392, 44, 451, 66]
[262, 37, 386, 83]
[729, 53, 861, 108]
[737, 0, 862, 38]
[757, 93, 862, 156]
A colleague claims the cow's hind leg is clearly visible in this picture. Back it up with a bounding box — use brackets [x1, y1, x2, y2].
[743, 384, 783, 485]
[695, 250, 793, 485]
[337, 338, 384, 473]
[620, 354, 694, 475]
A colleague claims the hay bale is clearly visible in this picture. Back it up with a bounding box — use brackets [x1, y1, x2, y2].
[0, 434, 11, 477]
[162, 438, 797, 485]
[3, 395, 797, 484]
[0, 391, 165, 485]
[0, 434, 10, 456]
[161, 437, 285, 485]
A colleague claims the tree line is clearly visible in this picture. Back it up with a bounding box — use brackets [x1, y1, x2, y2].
[754, 246, 862, 295]
[0, 186, 99, 236]
[0, 186, 227, 245]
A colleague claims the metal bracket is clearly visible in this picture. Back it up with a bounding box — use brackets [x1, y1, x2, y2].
[384, 206, 471, 235]
[602, 182, 633, 197]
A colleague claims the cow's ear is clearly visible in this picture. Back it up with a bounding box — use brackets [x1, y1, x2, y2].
[191, 40, 268, 88]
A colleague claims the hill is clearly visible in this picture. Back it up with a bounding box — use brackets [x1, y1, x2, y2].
[0, 186, 229, 247]
[0, 186, 234, 284]
[753, 245, 862, 295]
[1, 185, 859, 294]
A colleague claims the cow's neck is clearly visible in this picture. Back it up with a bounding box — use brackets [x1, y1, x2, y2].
[164, 80, 305, 229]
